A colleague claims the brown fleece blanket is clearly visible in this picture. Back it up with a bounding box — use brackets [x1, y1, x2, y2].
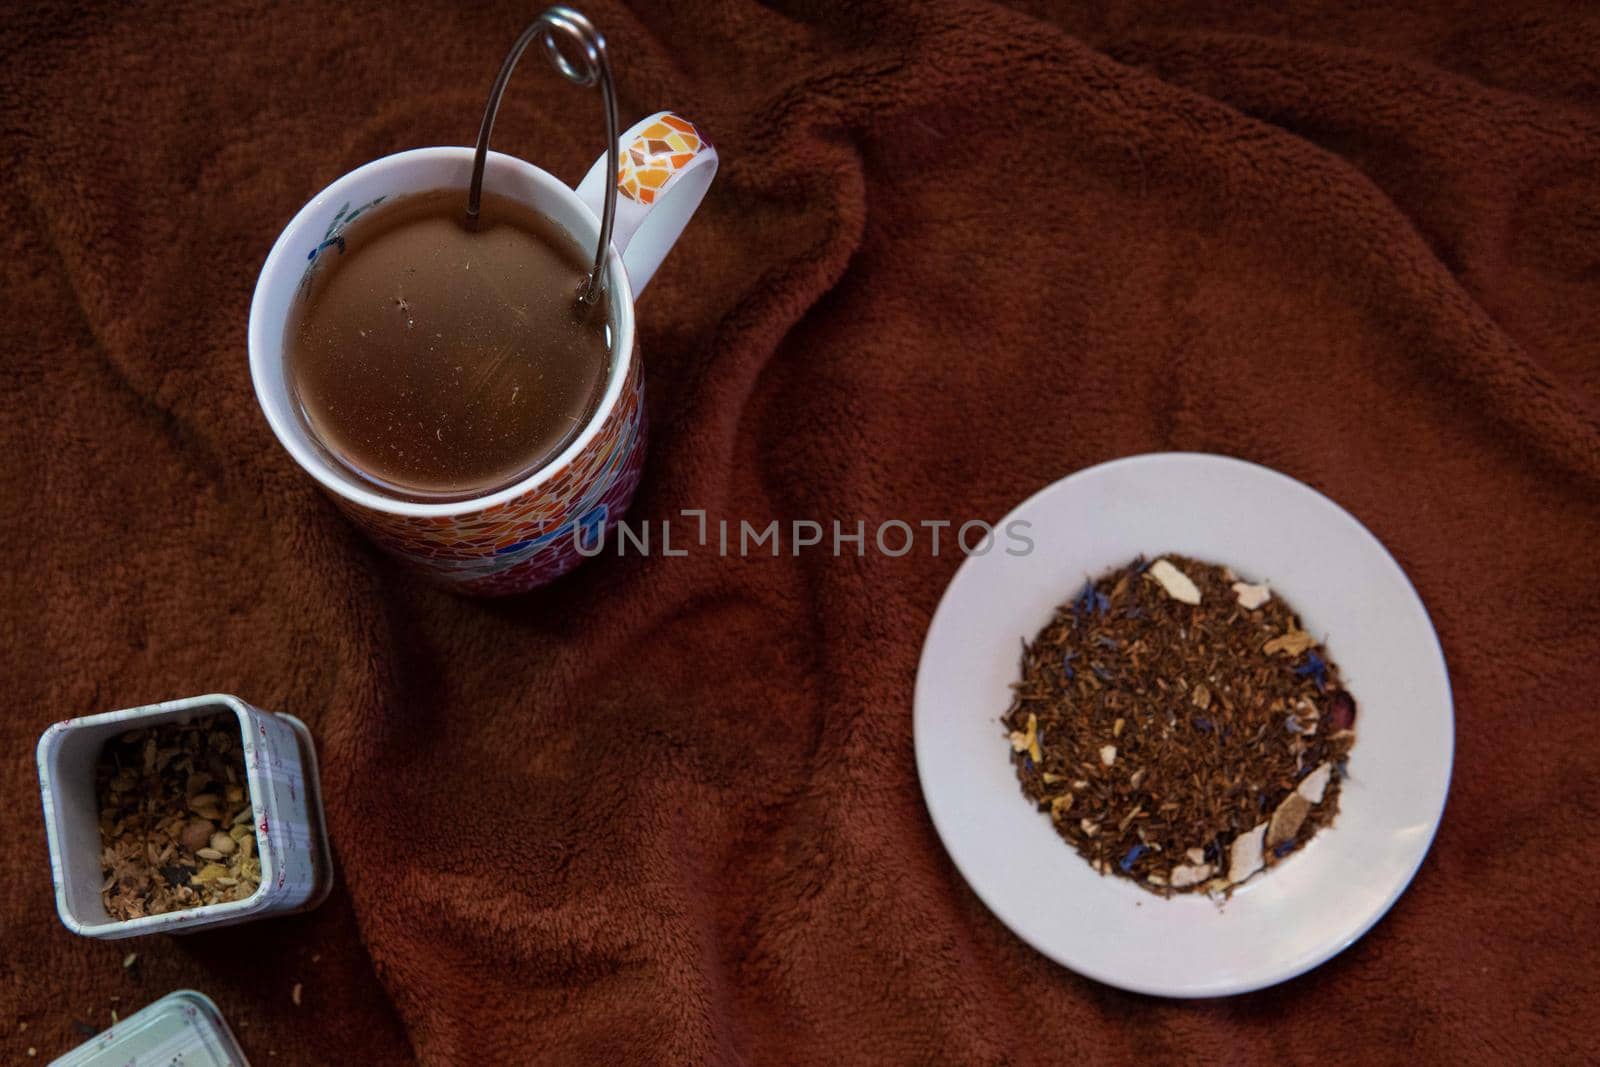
[4, 1, 1599, 1062]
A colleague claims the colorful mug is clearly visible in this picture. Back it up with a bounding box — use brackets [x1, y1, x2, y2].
[249, 112, 716, 594]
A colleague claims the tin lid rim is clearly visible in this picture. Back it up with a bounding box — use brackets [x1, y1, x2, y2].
[47, 988, 249, 1067]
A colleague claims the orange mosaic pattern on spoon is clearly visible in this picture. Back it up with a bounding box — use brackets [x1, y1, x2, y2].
[616, 115, 704, 204]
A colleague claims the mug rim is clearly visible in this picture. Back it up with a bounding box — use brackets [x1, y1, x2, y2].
[248, 146, 637, 519]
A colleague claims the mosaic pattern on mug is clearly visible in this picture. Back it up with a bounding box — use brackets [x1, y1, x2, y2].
[617, 115, 706, 204]
[337, 353, 646, 588]
[456, 414, 648, 595]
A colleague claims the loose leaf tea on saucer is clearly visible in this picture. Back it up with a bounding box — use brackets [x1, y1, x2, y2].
[96, 715, 262, 919]
[1002, 555, 1357, 896]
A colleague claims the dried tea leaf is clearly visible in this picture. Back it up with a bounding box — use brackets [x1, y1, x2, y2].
[1263, 629, 1315, 656]
[95, 715, 261, 919]
[1009, 712, 1040, 765]
[192, 863, 230, 884]
[1002, 555, 1355, 897]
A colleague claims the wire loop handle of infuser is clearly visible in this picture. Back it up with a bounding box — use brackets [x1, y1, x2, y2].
[467, 6, 619, 308]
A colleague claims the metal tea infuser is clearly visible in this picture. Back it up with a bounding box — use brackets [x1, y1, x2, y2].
[467, 5, 618, 310]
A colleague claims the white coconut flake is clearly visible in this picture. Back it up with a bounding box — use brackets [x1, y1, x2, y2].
[1099, 744, 1117, 767]
[1149, 559, 1202, 604]
[1228, 823, 1267, 883]
[1169, 863, 1213, 888]
[1232, 581, 1271, 610]
[1297, 762, 1333, 804]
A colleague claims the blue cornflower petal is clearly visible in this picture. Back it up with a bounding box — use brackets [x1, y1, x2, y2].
[1119, 844, 1148, 872]
[1294, 650, 1329, 691]
[1072, 579, 1097, 621]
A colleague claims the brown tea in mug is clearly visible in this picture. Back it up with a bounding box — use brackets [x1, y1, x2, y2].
[286, 189, 611, 500]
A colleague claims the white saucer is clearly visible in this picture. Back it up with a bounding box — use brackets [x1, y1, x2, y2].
[914, 453, 1453, 997]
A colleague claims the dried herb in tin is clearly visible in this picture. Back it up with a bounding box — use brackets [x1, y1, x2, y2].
[1003, 555, 1357, 896]
[95, 715, 262, 919]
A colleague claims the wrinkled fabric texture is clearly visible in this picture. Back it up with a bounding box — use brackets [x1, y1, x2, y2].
[4, 1, 1599, 1063]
